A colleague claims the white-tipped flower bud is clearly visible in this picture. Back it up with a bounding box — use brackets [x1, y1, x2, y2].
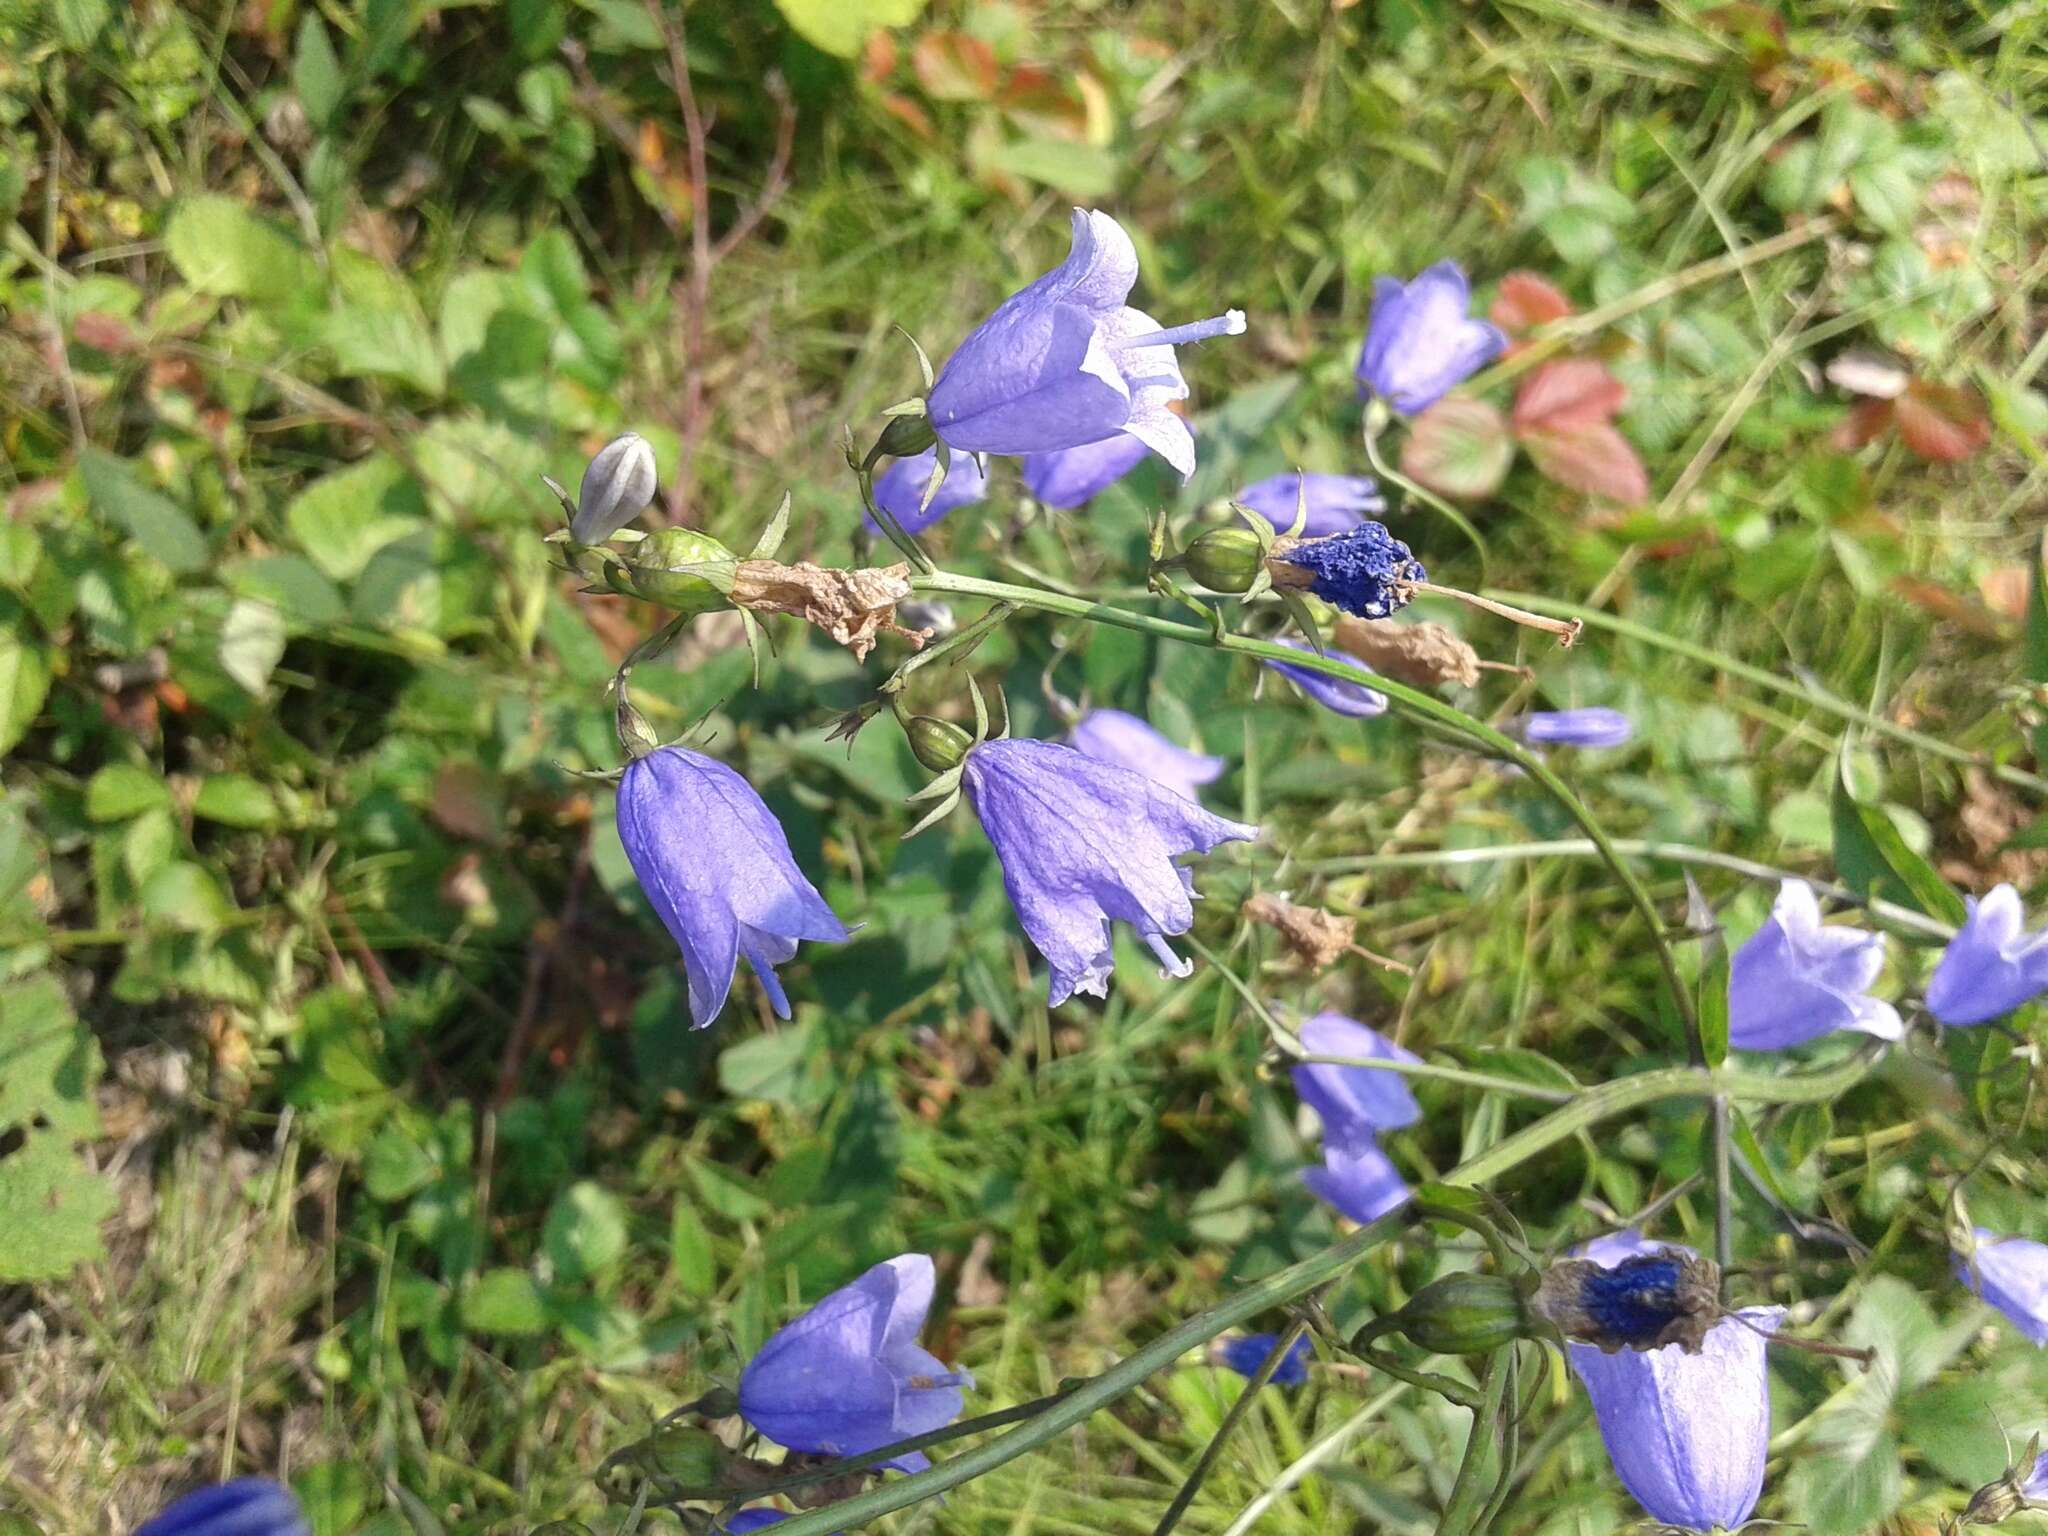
[571, 432, 658, 543]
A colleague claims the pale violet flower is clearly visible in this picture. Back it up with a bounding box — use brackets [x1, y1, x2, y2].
[962, 738, 1255, 1005]
[1290, 1012, 1423, 1150]
[1356, 261, 1506, 414]
[1236, 473, 1384, 538]
[738, 1254, 970, 1469]
[1518, 708, 1634, 749]
[572, 431, 659, 543]
[1727, 879, 1902, 1051]
[927, 209, 1243, 477]
[1301, 1140, 1412, 1224]
[867, 447, 990, 536]
[1262, 639, 1388, 719]
[1022, 433, 1152, 508]
[616, 746, 849, 1029]
[1955, 1227, 2048, 1345]
[1925, 884, 2048, 1026]
[1068, 709, 1225, 803]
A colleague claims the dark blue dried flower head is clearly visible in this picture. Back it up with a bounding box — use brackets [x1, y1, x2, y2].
[1356, 260, 1506, 415]
[1273, 524, 1425, 619]
[737, 1254, 971, 1470]
[927, 210, 1243, 476]
[1261, 639, 1388, 719]
[963, 738, 1256, 1005]
[867, 448, 990, 536]
[1021, 433, 1152, 508]
[1213, 1332, 1312, 1387]
[617, 746, 850, 1030]
[1533, 1246, 1720, 1353]
[135, 1481, 309, 1536]
[1954, 1227, 2048, 1345]
[1236, 473, 1384, 538]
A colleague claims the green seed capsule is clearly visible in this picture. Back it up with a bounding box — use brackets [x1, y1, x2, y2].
[904, 716, 973, 773]
[1181, 528, 1267, 594]
[637, 1424, 725, 1488]
[1383, 1272, 1533, 1356]
[871, 412, 939, 462]
[621, 528, 738, 613]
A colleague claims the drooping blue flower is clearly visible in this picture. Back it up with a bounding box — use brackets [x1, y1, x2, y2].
[135, 1481, 309, 1536]
[1262, 639, 1388, 719]
[1727, 879, 1902, 1051]
[1356, 261, 1507, 415]
[738, 1254, 971, 1471]
[1290, 1012, 1422, 1152]
[1564, 1229, 1783, 1532]
[1068, 709, 1225, 804]
[1212, 1332, 1312, 1387]
[866, 447, 990, 536]
[1301, 1140, 1412, 1225]
[1517, 707, 1634, 749]
[926, 209, 1244, 477]
[1926, 884, 2048, 1026]
[616, 746, 850, 1030]
[1272, 523, 1425, 619]
[962, 738, 1256, 1005]
[1236, 474, 1385, 538]
[1021, 433, 1152, 509]
[1954, 1227, 2048, 1346]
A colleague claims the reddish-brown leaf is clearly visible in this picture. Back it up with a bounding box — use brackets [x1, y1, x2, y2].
[1511, 358, 1626, 434]
[1830, 397, 1896, 451]
[861, 30, 898, 82]
[912, 31, 1001, 101]
[1491, 272, 1574, 334]
[998, 65, 1092, 141]
[73, 312, 139, 353]
[1894, 380, 1991, 462]
[1522, 423, 1650, 505]
[1402, 396, 1514, 501]
[1890, 577, 2011, 640]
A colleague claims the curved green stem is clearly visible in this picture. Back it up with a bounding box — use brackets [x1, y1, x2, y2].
[759, 1045, 1884, 1536]
[1150, 1321, 1310, 1536]
[907, 568, 1704, 1061]
[1361, 419, 1489, 575]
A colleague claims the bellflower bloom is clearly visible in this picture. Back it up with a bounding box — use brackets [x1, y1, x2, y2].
[1290, 1012, 1422, 1150]
[1563, 1229, 1783, 1532]
[571, 432, 659, 543]
[1262, 639, 1388, 719]
[136, 1481, 310, 1536]
[1726, 879, 1902, 1051]
[866, 447, 990, 536]
[926, 209, 1244, 477]
[1925, 884, 2048, 1026]
[1236, 473, 1385, 538]
[1955, 1228, 2048, 1345]
[1021, 433, 1152, 508]
[1301, 1140, 1412, 1225]
[617, 746, 850, 1030]
[738, 1254, 971, 1469]
[1068, 709, 1225, 803]
[1213, 1332, 1312, 1387]
[1271, 523, 1425, 619]
[2028, 1451, 2048, 1503]
[1519, 707, 1634, 749]
[962, 738, 1256, 1005]
[1356, 261, 1507, 414]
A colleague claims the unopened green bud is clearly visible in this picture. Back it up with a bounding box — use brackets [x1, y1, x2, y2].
[871, 411, 938, 463]
[905, 715, 972, 773]
[1181, 528, 1266, 594]
[620, 528, 738, 613]
[637, 1424, 725, 1489]
[1381, 1272, 1532, 1356]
